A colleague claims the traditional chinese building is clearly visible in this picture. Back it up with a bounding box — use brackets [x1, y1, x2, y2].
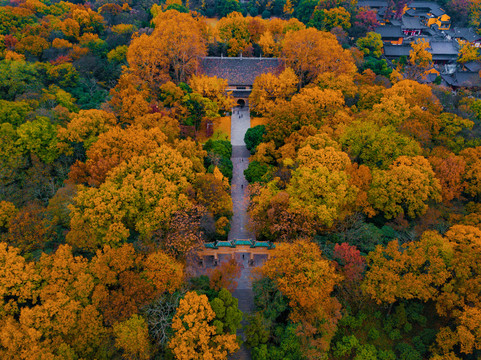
[198, 57, 283, 106]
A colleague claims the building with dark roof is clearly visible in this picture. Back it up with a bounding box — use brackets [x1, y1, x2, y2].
[409, 1, 445, 17]
[198, 57, 284, 103]
[357, 0, 387, 8]
[199, 57, 283, 87]
[464, 61, 481, 72]
[430, 41, 459, 63]
[384, 39, 458, 64]
[384, 44, 412, 58]
[377, 25, 404, 44]
[447, 27, 481, 47]
[441, 72, 481, 88]
[402, 16, 427, 36]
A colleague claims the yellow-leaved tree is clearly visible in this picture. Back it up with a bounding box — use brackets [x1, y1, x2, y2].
[67, 145, 195, 250]
[168, 291, 239, 359]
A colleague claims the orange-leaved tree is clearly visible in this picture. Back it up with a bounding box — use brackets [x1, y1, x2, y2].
[259, 240, 342, 356]
[282, 27, 356, 87]
[128, 10, 207, 88]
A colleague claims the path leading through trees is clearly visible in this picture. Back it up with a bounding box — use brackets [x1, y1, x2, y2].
[229, 106, 255, 360]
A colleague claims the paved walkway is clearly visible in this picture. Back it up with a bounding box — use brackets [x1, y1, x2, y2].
[229, 106, 255, 245]
[229, 106, 255, 360]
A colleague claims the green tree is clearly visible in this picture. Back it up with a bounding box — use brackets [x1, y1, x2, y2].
[113, 314, 152, 360]
[245, 125, 266, 154]
[216, 0, 241, 17]
[0, 100, 32, 127]
[356, 32, 383, 58]
[210, 288, 243, 335]
[0, 60, 42, 101]
[340, 121, 422, 169]
[245, 313, 269, 348]
[16, 117, 59, 164]
[244, 161, 273, 183]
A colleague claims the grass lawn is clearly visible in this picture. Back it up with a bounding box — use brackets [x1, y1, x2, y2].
[197, 116, 231, 143]
[215, 116, 231, 140]
[251, 117, 266, 128]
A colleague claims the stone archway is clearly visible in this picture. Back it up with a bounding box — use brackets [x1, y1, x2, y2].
[237, 99, 246, 107]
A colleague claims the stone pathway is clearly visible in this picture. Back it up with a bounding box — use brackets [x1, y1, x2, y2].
[229, 106, 255, 360]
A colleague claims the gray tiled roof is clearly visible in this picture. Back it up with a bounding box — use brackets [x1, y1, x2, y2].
[464, 61, 481, 72]
[430, 41, 458, 55]
[447, 27, 481, 42]
[384, 45, 411, 57]
[199, 57, 283, 86]
[377, 25, 403, 38]
[442, 72, 481, 87]
[409, 2, 444, 17]
[402, 16, 427, 29]
[357, 0, 388, 8]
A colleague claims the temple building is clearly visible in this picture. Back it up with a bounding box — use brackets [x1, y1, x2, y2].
[198, 57, 283, 106]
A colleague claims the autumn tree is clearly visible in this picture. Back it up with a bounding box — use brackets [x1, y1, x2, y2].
[6, 245, 110, 358]
[194, 172, 233, 218]
[189, 74, 235, 114]
[0, 201, 17, 231]
[0, 242, 39, 317]
[362, 225, 481, 357]
[113, 314, 152, 360]
[248, 183, 315, 241]
[109, 72, 152, 124]
[249, 67, 298, 116]
[340, 121, 422, 169]
[159, 205, 210, 260]
[406, 38, 433, 80]
[260, 240, 342, 356]
[3, 202, 51, 255]
[208, 258, 241, 292]
[333, 242, 367, 308]
[368, 156, 442, 219]
[362, 234, 449, 306]
[215, 12, 251, 56]
[127, 10, 206, 87]
[67, 146, 195, 250]
[69, 125, 168, 186]
[434, 112, 474, 152]
[428, 149, 466, 203]
[264, 87, 346, 145]
[286, 147, 358, 228]
[133, 113, 180, 142]
[457, 42, 480, 64]
[460, 146, 481, 199]
[57, 109, 117, 150]
[282, 27, 356, 87]
[168, 291, 239, 359]
[258, 31, 281, 57]
[91, 244, 183, 325]
[383, 79, 442, 115]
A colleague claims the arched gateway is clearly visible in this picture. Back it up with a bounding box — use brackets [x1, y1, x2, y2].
[197, 239, 275, 267]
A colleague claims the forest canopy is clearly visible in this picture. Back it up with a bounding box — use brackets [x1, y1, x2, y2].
[0, 1, 481, 359]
